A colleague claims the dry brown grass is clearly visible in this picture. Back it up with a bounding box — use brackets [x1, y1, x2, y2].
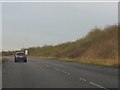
[2, 57, 8, 64]
[57, 57, 118, 68]
[29, 55, 118, 68]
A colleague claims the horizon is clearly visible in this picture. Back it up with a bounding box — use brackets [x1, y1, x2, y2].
[2, 2, 118, 51]
[1, 24, 118, 52]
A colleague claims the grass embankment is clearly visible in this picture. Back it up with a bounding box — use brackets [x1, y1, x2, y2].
[2, 25, 119, 68]
[28, 55, 118, 68]
[2, 57, 8, 64]
[27, 25, 118, 68]
[0, 57, 1, 64]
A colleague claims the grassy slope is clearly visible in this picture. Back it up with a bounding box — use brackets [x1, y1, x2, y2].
[2, 25, 119, 67]
[27, 25, 118, 67]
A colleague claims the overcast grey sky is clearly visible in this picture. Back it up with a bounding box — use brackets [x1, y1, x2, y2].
[1, 0, 119, 1]
[2, 2, 118, 51]
[0, 3, 2, 52]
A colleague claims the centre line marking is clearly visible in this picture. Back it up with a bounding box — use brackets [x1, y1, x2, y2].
[46, 65, 50, 67]
[67, 72, 71, 75]
[89, 82, 107, 89]
[54, 68, 72, 76]
[54, 68, 59, 71]
[80, 78, 87, 82]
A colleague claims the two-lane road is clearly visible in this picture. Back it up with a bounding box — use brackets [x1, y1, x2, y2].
[2, 57, 118, 89]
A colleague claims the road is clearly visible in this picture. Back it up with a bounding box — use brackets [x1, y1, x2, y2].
[0, 56, 2, 89]
[2, 57, 118, 89]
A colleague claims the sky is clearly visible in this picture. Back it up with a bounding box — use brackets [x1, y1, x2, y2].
[0, 0, 119, 1]
[2, 1, 118, 51]
[0, 3, 2, 52]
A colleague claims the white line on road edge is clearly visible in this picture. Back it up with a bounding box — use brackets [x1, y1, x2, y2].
[89, 82, 107, 89]
[80, 78, 87, 82]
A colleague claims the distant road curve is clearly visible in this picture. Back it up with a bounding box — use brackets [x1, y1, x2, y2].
[2, 57, 118, 89]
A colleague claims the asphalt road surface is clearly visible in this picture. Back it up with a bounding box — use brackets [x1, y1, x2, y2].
[2, 57, 118, 89]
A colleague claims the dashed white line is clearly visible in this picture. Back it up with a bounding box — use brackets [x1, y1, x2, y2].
[63, 71, 67, 74]
[47, 66, 107, 89]
[54, 68, 56, 69]
[54, 68, 59, 71]
[54, 68, 72, 76]
[80, 78, 87, 82]
[46, 66, 71, 76]
[46, 65, 50, 67]
[67, 72, 71, 75]
[54, 68, 64, 72]
[89, 82, 106, 89]
[45, 65, 107, 89]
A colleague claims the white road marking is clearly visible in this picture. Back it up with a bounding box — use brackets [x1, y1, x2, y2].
[80, 78, 87, 82]
[67, 72, 71, 75]
[64, 71, 67, 73]
[54, 68, 64, 72]
[54, 68, 60, 71]
[89, 82, 106, 89]
[46, 65, 50, 67]
[45, 65, 107, 89]
[54, 68, 72, 76]
[46, 66, 69, 75]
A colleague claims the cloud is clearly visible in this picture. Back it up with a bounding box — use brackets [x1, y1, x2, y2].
[2, 2, 118, 51]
